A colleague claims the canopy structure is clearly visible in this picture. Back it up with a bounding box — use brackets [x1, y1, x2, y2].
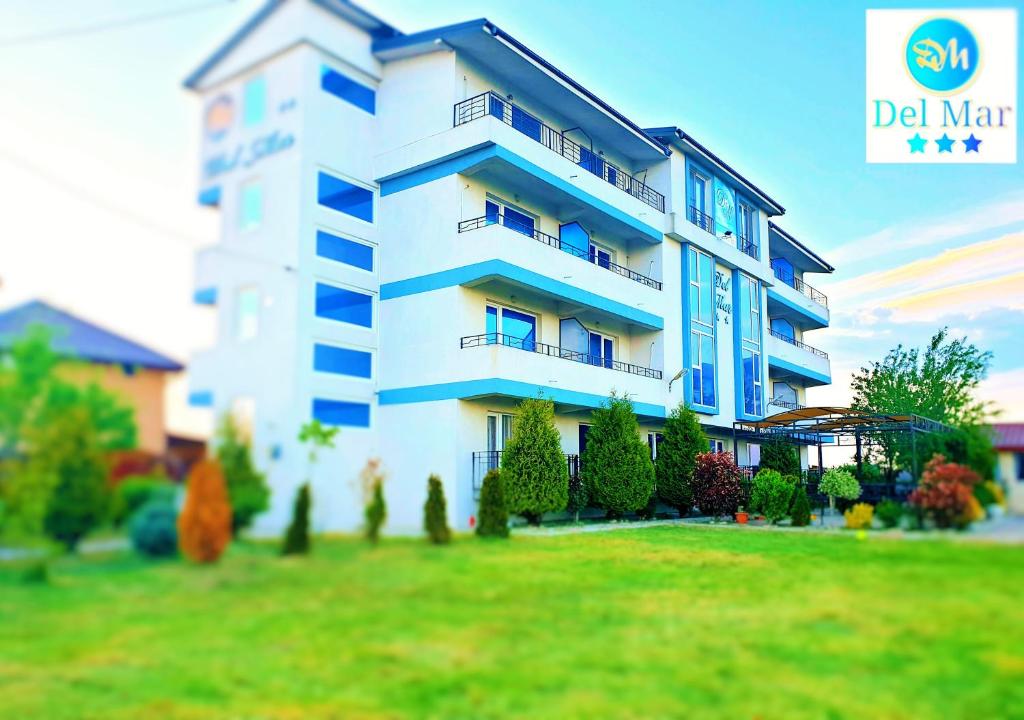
[733, 406, 955, 477]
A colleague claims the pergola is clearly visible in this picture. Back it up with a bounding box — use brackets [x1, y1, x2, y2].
[732, 406, 956, 477]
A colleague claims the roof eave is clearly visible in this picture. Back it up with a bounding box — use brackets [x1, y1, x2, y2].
[768, 221, 835, 273]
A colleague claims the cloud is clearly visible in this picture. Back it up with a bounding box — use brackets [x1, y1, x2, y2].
[979, 368, 1024, 422]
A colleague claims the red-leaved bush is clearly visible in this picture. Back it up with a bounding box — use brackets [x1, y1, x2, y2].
[692, 452, 743, 519]
[908, 454, 980, 529]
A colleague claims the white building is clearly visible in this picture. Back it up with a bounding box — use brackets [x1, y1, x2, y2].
[185, 0, 835, 533]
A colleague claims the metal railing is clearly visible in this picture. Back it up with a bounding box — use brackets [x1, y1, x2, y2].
[768, 397, 805, 410]
[736, 234, 760, 261]
[687, 205, 715, 234]
[461, 332, 663, 379]
[769, 329, 829, 359]
[770, 260, 828, 307]
[453, 91, 665, 213]
[472, 450, 580, 497]
[458, 214, 662, 290]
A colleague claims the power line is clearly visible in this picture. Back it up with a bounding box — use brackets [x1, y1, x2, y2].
[0, 0, 236, 49]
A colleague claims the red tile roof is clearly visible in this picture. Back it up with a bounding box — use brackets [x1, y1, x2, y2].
[991, 423, 1024, 451]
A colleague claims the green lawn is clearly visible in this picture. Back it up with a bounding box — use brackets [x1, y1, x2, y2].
[2, 526, 1022, 719]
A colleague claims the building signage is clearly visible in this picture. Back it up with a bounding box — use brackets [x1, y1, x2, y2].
[203, 130, 295, 179]
[712, 179, 736, 235]
[715, 271, 732, 323]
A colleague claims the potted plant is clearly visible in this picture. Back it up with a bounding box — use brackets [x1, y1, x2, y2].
[735, 505, 749, 524]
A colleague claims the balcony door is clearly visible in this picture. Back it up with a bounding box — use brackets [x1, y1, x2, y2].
[486, 412, 514, 470]
[485, 198, 535, 238]
[588, 332, 614, 369]
[486, 303, 537, 351]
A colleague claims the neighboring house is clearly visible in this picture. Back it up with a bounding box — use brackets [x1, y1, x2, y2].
[0, 300, 184, 454]
[184, 0, 833, 533]
[992, 423, 1024, 515]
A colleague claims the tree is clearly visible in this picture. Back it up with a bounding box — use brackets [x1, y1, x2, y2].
[655, 404, 707, 517]
[758, 435, 800, 476]
[364, 481, 386, 543]
[691, 452, 743, 519]
[282, 483, 311, 555]
[424, 474, 451, 544]
[41, 408, 110, 551]
[565, 472, 587, 524]
[850, 329, 994, 478]
[582, 392, 655, 516]
[215, 413, 269, 536]
[501, 396, 568, 525]
[177, 459, 232, 563]
[819, 468, 861, 512]
[790, 484, 812, 527]
[476, 469, 509, 538]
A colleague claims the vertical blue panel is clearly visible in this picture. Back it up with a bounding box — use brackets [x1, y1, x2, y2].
[559, 222, 589, 258]
[312, 398, 370, 428]
[316, 230, 373, 271]
[486, 305, 498, 339]
[772, 257, 795, 286]
[315, 282, 372, 327]
[243, 76, 266, 126]
[485, 200, 499, 224]
[501, 308, 536, 350]
[770, 318, 795, 339]
[317, 172, 373, 222]
[502, 206, 534, 236]
[313, 343, 372, 378]
[511, 105, 541, 140]
[560, 317, 588, 355]
[320, 65, 375, 114]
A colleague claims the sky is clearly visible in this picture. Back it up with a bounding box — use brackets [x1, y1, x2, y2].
[0, 0, 1021, 438]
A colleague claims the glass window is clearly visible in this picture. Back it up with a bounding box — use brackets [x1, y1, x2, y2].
[691, 172, 708, 214]
[709, 439, 724, 453]
[743, 348, 763, 416]
[316, 230, 373, 271]
[239, 180, 262, 231]
[318, 171, 373, 222]
[589, 243, 613, 269]
[771, 317, 795, 340]
[242, 76, 266, 127]
[313, 343, 372, 378]
[312, 398, 370, 428]
[588, 332, 615, 369]
[235, 287, 259, 341]
[315, 282, 372, 328]
[486, 304, 536, 350]
[773, 382, 798, 407]
[739, 203, 756, 242]
[320, 65, 375, 114]
[485, 197, 536, 237]
[689, 247, 716, 408]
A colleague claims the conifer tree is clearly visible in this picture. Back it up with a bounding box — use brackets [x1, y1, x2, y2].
[582, 392, 655, 516]
[476, 469, 509, 538]
[790, 484, 812, 527]
[655, 403, 707, 517]
[282, 483, 311, 555]
[424, 475, 451, 544]
[178, 459, 232, 563]
[364, 480, 386, 543]
[501, 396, 568, 525]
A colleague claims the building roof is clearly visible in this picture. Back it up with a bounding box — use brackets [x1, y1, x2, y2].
[992, 423, 1024, 451]
[0, 300, 184, 371]
[767, 221, 835, 273]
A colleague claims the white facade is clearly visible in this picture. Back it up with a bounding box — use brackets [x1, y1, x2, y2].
[186, 0, 834, 533]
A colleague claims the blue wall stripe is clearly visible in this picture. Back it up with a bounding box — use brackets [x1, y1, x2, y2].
[380, 259, 663, 329]
[766, 287, 829, 329]
[378, 378, 666, 419]
[767, 355, 831, 386]
[192, 287, 217, 306]
[379, 143, 663, 243]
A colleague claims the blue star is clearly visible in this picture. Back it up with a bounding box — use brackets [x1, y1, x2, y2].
[907, 133, 927, 153]
[936, 134, 955, 153]
[963, 134, 982, 152]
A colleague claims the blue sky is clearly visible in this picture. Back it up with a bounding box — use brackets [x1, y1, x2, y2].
[0, 0, 1020, 431]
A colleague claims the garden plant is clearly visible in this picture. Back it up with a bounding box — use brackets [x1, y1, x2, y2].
[655, 403, 706, 517]
[691, 452, 743, 520]
[215, 413, 269, 536]
[819, 468, 861, 512]
[282, 483, 311, 555]
[424, 474, 451, 544]
[177, 459, 232, 563]
[501, 397, 568, 525]
[582, 392, 654, 517]
[476, 469, 509, 539]
[908, 454, 981, 529]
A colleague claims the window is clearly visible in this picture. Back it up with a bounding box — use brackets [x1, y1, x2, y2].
[242, 76, 266, 127]
[485, 197, 536, 237]
[312, 398, 370, 428]
[235, 287, 259, 341]
[588, 331, 615, 369]
[487, 413, 515, 457]
[690, 171, 709, 215]
[189, 390, 213, 407]
[316, 230, 373, 271]
[771, 318, 795, 340]
[239, 180, 262, 231]
[589, 240, 615, 269]
[318, 171, 373, 222]
[320, 65, 375, 114]
[315, 282, 373, 328]
[486, 303, 536, 350]
[1016, 452, 1024, 481]
[739, 274, 763, 416]
[688, 247, 716, 408]
[738, 203, 757, 244]
[709, 439, 725, 453]
[313, 343, 372, 379]
[773, 382, 798, 408]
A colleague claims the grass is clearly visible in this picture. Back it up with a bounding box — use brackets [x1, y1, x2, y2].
[1, 525, 1023, 719]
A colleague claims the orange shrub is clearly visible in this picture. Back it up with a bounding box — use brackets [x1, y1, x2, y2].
[177, 459, 232, 563]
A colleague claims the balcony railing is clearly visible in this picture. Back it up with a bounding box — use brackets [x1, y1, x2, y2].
[453, 91, 665, 213]
[737, 234, 759, 261]
[769, 329, 829, 359]
[768, 397, 805, 410]
[461, 332, 663, 379]
[458, 214, 662, 290]
[770, 260, 828, 307]
[472, 450, 580, 497]
[687, 207, 760, 260]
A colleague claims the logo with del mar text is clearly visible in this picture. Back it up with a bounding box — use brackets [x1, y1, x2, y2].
[866, 9, 1017, 164]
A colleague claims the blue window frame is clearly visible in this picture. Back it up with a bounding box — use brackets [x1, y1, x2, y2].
[486, 304, 536, 350]
[318, 172, 373, 222]
[739, 274, 763, 416]
[316, 230, 373, 271]
[242, 76, 266, 127]
[688, 247, 716, 408]
[320, 65, 375, 114]
[313, 343, 372, 379]
[312, 398, 370, 428]
[315, 282, 372, 327]
[484, 198, 535, 237]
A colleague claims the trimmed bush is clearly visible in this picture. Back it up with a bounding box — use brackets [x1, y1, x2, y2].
[762, 473, 796, 525]
[655, 404, 706, 517]
[424, 475, 451, 544]
[177, 460, 232, 563]
[476, 469, 509, 539]
[636, 493, 658, 520]
[364, 480, 386, 544]
[790, 485, 812, 527]
[692, 452, 743, 519]
[501, 397, 568, 525]
[282, 483, 311, 555]
[582, 393, 655, 516]
[749, 468, 782, 514]
[130, 500, 178, 558]
[909, 454, 979, 529]
[876, 500, 903, 529]
[819, 468, 861, 510]
[565, 472, 587, 524]
[111, 475, 175, 527]
[844, 503, 874, 530]
[216, 414, 269, 536]
[759, 435, 800, 476]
